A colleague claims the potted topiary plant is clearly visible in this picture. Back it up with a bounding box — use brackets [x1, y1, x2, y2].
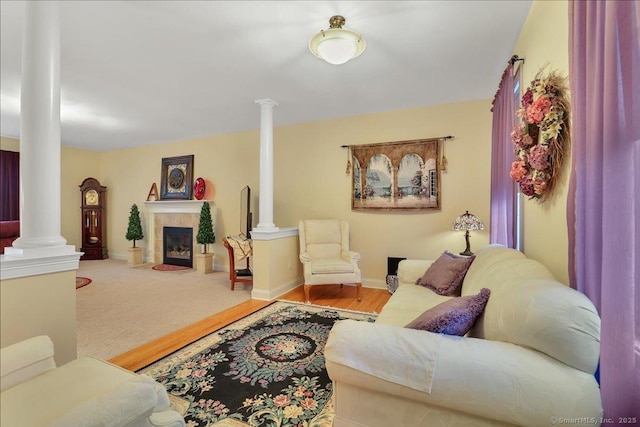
[195, 201, 215, 274]
[125, 204, 144, 267]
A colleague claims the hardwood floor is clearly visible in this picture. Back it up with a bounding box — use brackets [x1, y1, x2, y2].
[109, 284, 391, 372]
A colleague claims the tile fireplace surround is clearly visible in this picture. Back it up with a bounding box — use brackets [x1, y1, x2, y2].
[143, 200, 216, 265]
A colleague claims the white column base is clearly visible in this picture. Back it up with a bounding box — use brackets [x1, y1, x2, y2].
[1, 246, 81, 280]
[253, 224, 280, 233]
[11, 235, 67, 249]
[4, 244, 76, 258]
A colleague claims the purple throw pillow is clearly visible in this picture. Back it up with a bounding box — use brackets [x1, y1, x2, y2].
[405, 288, 491, 336]
[415, 251, 475, 296]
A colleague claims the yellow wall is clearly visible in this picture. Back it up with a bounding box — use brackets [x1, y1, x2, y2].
[99, 131, 260, 263]
[95, 99, 492, 286]
[513, 0, 570, 284]
[1, 136, 20, 152]
[273, 100, 492, 284]
[3, 98, 493, 289]
[252, 235, 302, 299]
[0, 270, 77, 365]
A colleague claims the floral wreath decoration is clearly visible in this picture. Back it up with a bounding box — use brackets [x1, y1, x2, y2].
[509, 68, 570, 201]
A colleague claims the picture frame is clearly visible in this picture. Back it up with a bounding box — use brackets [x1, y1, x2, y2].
[350, 138, 441, 210]
[160, 155, 194, 200]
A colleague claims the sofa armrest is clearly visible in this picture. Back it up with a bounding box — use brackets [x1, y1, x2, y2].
[397, 259, 434, 286]
[48, 375, 185, 427]
[326, 320, 441, 392]
[1, 335, 57, 392]
[149, 411, 187, 427]
[325, 320, 602, 426]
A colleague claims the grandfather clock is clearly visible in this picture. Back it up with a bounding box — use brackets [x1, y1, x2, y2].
[79, 178, 108, 260]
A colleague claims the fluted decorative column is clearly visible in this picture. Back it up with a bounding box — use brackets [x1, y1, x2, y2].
[11, 1, 67, 251]
[1, 0, 79, 367]
[4, 0, 76, 265]
[254, 98, 279, 232]
[249, 99, 301, 300]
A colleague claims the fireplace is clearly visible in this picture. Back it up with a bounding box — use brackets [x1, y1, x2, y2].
[163, 227, 193, 267]
[143, 200, 217, 265]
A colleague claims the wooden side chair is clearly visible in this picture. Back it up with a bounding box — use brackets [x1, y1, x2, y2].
[223, 237, 253, 290]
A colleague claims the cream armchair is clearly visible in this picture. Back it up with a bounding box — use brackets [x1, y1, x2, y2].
[1, 335, 185, 427]
[298, 219, 362, 303]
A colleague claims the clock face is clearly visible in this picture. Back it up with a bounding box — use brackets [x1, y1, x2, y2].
[167, 165, 187, 193]
[85, 189, 99, 206]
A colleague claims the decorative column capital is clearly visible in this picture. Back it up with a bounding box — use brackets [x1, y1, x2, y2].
[255, 98, 279, 108]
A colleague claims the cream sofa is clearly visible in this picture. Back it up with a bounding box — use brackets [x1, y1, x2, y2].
[1, 335, 185, 427]
[325, 244, 602, 427]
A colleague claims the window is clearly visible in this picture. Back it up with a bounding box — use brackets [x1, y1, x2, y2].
[513, 66, 523, 251]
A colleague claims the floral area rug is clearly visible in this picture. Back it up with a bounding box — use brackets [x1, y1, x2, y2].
[138, 301, 377, 426]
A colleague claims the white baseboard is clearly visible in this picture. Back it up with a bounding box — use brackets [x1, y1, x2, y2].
[92, 257, 386, 292]
[252, 278, 303, 301]
[362, 277, 387, 290]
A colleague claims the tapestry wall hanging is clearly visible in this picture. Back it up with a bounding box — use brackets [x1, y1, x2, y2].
[510, 67, 570, 202]
[350, 138, 441, 210]
[160, 155, 194, 200]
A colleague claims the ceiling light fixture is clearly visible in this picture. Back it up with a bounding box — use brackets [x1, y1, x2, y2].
[309, 15, 365, 65]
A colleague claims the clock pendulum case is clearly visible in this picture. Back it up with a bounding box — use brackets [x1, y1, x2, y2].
[79, 177, 108, 260]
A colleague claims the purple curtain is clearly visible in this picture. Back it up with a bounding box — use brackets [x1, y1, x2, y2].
[490, 63, 516, 248]
[0, 150, 20, 221]
[568, 0, 640, 418]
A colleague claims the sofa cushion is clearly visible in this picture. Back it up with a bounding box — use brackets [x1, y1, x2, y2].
[376, 283, 452, 327]
[0, 220, 20, 254]
[416, 251, 474, 296]
[405, 288, 491, 336]
[0, 220, 20, 238]
[470, 279, 601, 374]
[463, 245, 600, 374]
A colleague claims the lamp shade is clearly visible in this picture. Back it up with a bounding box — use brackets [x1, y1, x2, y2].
[452, 210, 485, 232]
[309, 16, 365, 65]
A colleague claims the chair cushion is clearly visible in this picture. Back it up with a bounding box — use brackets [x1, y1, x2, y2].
[303, 219, 342, 245]
[310, 258, 355, 274]
[307, 243, 342, 259]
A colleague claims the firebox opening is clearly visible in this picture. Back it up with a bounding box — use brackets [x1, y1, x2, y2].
[163, 226, 193, 267]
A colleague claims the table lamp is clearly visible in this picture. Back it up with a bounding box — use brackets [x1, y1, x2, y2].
[452, 210, 485, 256]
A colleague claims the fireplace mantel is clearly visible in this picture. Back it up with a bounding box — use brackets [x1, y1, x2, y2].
[144, 200, 209, 214]
[142, 200, 216, 264]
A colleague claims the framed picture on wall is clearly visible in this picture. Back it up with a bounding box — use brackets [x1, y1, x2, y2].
[350, 139, 441, 210]
[160, 155, 194, 200]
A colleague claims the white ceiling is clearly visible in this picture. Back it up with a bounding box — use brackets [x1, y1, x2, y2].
[0, 1, 531, 152]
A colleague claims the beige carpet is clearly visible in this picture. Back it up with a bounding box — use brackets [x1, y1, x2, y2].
[76, 258, 252, 360]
